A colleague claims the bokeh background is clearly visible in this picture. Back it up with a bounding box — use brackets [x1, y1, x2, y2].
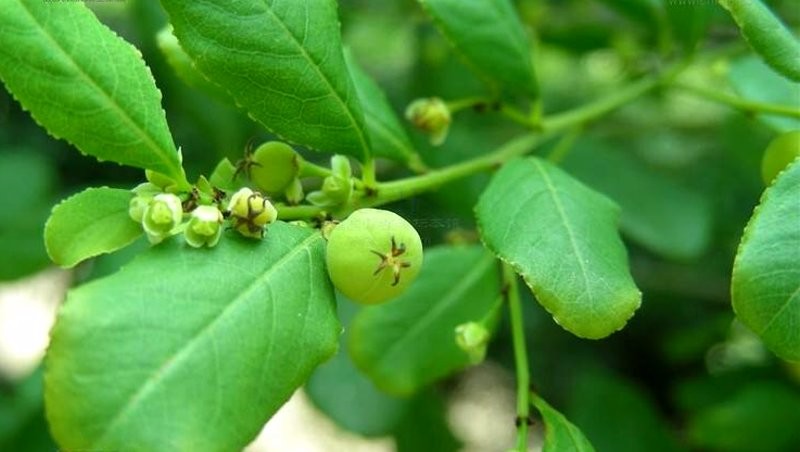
[2, 0, 799, 450]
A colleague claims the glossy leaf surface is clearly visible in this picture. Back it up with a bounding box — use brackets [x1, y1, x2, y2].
[476, 157, 641, 339]
[45, 223, 340, 450]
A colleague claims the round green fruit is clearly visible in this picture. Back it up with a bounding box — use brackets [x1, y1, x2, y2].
[326, 209, 423, 305]
[249, 141, 301, 194]
[761, 131, 800, 185]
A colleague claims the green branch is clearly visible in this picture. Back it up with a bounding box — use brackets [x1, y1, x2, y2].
[674, 81, 800, 119]
[504, 262, 531, 451]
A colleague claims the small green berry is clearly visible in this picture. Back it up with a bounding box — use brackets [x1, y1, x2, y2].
[248, 142, 301, 195]
[405, 97, 451, 146]
[185, 205, 223, 248]
[326, 208, 423, 305]
[128, 195, 151, 223]
[307, 155, 353, 207]
[227, 187, 277, 238]
[142, 193, 183, 244]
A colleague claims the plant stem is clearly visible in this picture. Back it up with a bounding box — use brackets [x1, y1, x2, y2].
[276, 204, 323, 221]
[361, 157, 377, 188]
[278, 67, 676, 220]
[299, 160, 333, 178]
[673, 81, 800, 119]
[364, 132, 548, 207]
[504, 262, 530, 451]
[446, 96, 494, 113]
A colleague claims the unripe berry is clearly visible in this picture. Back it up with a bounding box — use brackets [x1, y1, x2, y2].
[325, 209, 423, 305]
[249, 142, 301, 195]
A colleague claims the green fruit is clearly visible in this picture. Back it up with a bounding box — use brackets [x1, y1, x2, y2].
[249, 142, 301, 194]
[761, 131, 800, 185]
[326, 209, 423, 305]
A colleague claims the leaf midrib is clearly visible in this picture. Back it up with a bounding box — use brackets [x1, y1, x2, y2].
[534, 160, 594, 304]
[91, 232, 322, 447]
[260, 1, 370, 157]
[18, 2, 178, 176]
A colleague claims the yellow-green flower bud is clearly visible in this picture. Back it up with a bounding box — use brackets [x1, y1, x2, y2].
[129, 195, 151, 223]
[405, 97, 451, 146]
[455, 321, 490, 365]
[227, 187, 277, 238]
[142, 193, 183, 244]
[185, 205, 224, 248]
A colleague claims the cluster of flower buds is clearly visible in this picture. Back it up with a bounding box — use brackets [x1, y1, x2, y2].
[128, 186, 277, 248]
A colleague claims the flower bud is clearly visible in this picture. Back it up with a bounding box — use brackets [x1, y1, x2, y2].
[128, 195, 151, 223]
[306, 155, 353, 207]
[405, 97, 451, 146]
[185, 205, 224, 248]
[455, 322, 490, 365]
[142, 193, 183, 244]
[227, 187, 277, 238]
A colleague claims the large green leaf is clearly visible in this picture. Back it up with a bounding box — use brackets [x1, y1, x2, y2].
[159, 0, 371, 161]
[44, 187, 142, 268]
[562, 141, 712, 260]
[719, 0, 800, 82]
[348, 245, 500, 396]
[0, 0, 185, 183]
[419, 0, 538, 97]
[566, 369, 683, 452]
[45, 223, 340, 451]
[732, 158, 800, 361]
[728, 56, 800, 132]
[306, 299, 409, 437]
[344, 50, 425, 170]
[687, 383, 800, 452]
[476, 157, 641, 339]
[0, 151, 54, 280]
[531, 394, 595, 452]
[664, 0, 714, 53]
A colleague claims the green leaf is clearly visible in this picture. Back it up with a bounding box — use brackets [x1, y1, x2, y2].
[531, 394, 595, 452]
[476, 157, 641, 339]
[344, 50, 426, 171]
[393, 391, 461, 452]
[307, 300, 409, 437]
[562, 141, 712, 260]
[419, 0, 538, 97]
[0, 1, 185, 183]
[732, 158, 800, 361]
[0, 151, 54, 280]
[159, 0, 371, 161]
[348, 245, 500, 396]
[728, 56, 800, 132]
[208, 157, 243, 192]
[156, 25, 229, 102]
[44, 187, 142, 268]
[664, 0, 714, 53]
[0, 369, 57, 452]
[719, 0, 800, 82]
[565, 370, 682, 452]
[687, 383, 800, 452]
[45, 223, 339, 451]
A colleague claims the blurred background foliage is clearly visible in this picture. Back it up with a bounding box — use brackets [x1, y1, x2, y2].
[1, 0, 799, 450]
